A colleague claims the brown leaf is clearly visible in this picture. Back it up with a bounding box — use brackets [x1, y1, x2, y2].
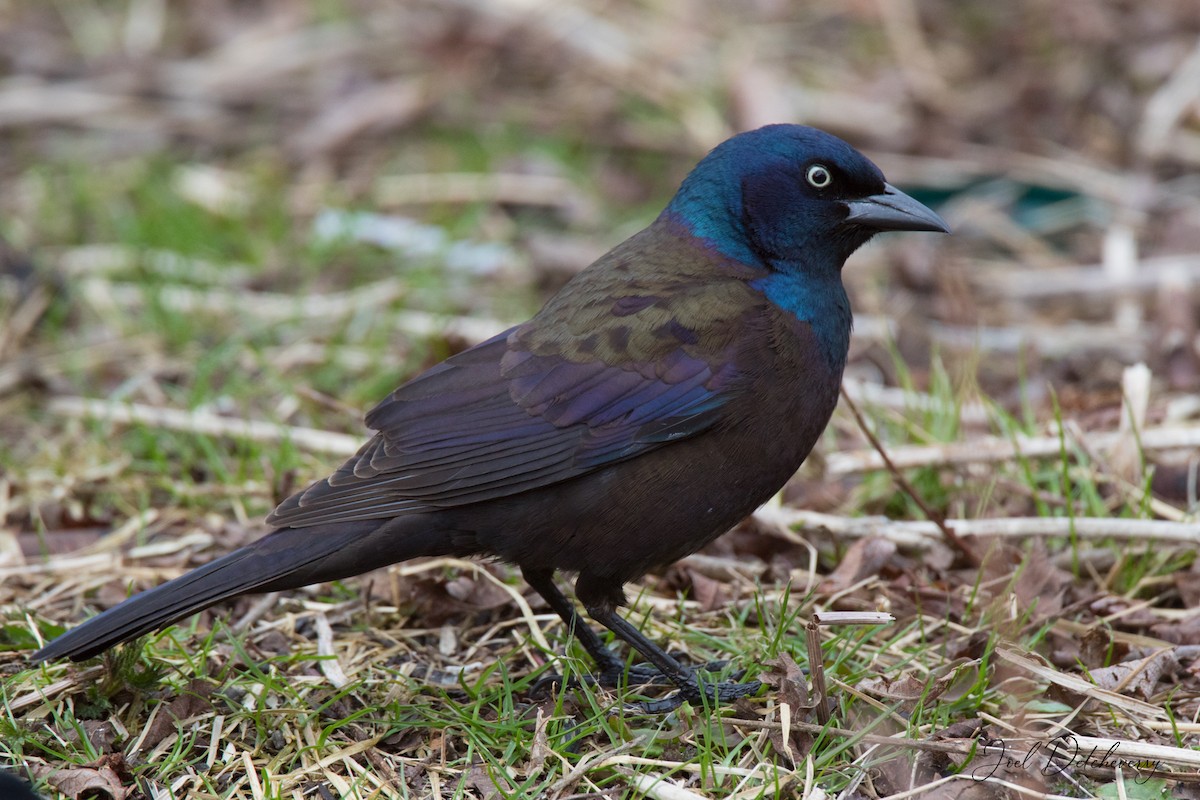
[685, 569, 726, 612]
[760, 653, 814, 764]
[30, 761, 127, 800]
[1175, 563, 1200, 609]
[858, 672, 927, 702]
[80, 721, 119, 755]
[762, 652, 810, 712]
[1087, 650, 1178, 698]
[818, 536, 897, 595]
[396, 572, 513, 625]
[1077, 626, 1112, 669]
[858, 668, 956, 712]
[444, 574, 513, 610]
[137, 679, 215, 753]
[464, 761, 509, 800]
[1092, 596, 1167, 631]
[929, 719, 985, 740]
[1008, 541, 1071, 619]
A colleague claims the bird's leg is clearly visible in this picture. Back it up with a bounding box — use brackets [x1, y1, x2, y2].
[521, 567, 670, 688]
[578, 580, 761, 713]
[522, 567, 619, 669]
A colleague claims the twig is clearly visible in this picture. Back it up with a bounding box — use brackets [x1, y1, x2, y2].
[875, 0, 951, 111]
[759, 508, 1200, 546]
[57, 244, 253, 283]
[0, 80, 134, 127]
[77, 277, 506, 342]
[1104, 224, 1142, 335]
[621, 771, 708, 800]
[49, 396, 363, 455]
[995, 648, 1166, 719]
[1137, 36, 1200, 161]
[312, 612, 349, 689]
[374, 172, 586, 210]
[929, 320, 1148, 359]
[842, 376, 990, 427]
[544, 736, 648, 796]
[826, 424, 1200, 476]
[971, 253, 1200, 300]
[10, 666, 107, 712]
[839, 385, 976, 563]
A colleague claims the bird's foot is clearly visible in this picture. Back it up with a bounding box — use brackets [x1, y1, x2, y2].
[597, 655, 740, 689]
[597, 661, 676, 688]
[531, 660, 676, 697]
[633, 677, 763, 714]
[530, 655, 736, 697]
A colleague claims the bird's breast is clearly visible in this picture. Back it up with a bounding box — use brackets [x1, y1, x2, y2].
[722, 306, 844, 466]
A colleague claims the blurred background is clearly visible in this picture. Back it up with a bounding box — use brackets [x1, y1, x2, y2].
[2, 0, 1199, 555]
[4, 0, 1200, 516]
[5, 2, 1200, 796]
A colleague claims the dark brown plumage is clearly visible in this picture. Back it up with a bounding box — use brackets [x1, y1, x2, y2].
[34, 125, 948, 709]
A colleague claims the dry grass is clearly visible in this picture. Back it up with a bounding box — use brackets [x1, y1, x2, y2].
[3, 1, 1200, 798]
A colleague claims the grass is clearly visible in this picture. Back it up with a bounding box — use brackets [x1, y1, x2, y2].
[1, 132, 1197, 800]
[6, 1, 1200, 795]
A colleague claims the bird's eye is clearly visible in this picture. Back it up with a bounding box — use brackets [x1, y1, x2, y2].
[806, 164, 832, 188]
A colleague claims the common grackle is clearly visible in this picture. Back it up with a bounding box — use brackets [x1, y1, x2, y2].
[34, 125, 948, 709]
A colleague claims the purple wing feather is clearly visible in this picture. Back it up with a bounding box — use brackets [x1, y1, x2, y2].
[266, 325, 741, 528]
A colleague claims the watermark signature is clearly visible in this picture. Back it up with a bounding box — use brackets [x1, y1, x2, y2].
[969, 734, 1162, 783]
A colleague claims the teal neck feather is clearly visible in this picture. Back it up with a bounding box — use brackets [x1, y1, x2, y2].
[751, 268, 851, 372]
[663, 208, 852, 372]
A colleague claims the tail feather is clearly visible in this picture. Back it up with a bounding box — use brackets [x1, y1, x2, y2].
[33, 518, 428, 663]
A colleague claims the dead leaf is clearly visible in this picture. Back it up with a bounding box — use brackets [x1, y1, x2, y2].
[930, 719, 985, 740]
[818, 536, 897, 595]
[1009, 541, 1071, 619]
[858, 667, 958, 712]
[81, 721, 119, 755]
[464, 761, 509, 800]
[760, 653, 814, 764]
[1078, 626, 1113, 669]
[522, 708, 549, 777]
[445, 574, 515, 610]
[30, 758, 128, 800]
[858, 672, 928, 702]
[395, 572, 513, 625]
[1087, 649, 1178, 698]
[685, 569, 726, 612]
[137, 679, 215, 753]
[1175, 565, 1200, 609]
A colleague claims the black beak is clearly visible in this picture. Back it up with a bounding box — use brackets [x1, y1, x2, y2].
[843, 183, 950, 233]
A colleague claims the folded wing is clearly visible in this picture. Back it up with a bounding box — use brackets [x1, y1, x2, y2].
[266, 326, 739, 528]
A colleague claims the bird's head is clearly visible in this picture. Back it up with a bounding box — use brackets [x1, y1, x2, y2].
[664, 124, 948, 270]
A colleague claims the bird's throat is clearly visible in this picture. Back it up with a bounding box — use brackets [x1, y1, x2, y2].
[750, 269, 852, 372]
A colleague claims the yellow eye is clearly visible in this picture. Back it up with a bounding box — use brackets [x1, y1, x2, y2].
[806, 164, 832, 188]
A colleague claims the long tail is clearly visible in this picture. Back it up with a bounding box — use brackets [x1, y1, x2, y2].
[33, 517, 445, 663]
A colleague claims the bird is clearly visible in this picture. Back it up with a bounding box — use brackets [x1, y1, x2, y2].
[33, 124, 948, 709]
[0, 771, 42, 800]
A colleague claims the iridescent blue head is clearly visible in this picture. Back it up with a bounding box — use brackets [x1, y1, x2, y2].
[662, 124, 948, 368]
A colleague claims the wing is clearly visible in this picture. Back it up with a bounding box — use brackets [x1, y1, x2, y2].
[267, 218, 773, 530]
[266, 325, 743, 528]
